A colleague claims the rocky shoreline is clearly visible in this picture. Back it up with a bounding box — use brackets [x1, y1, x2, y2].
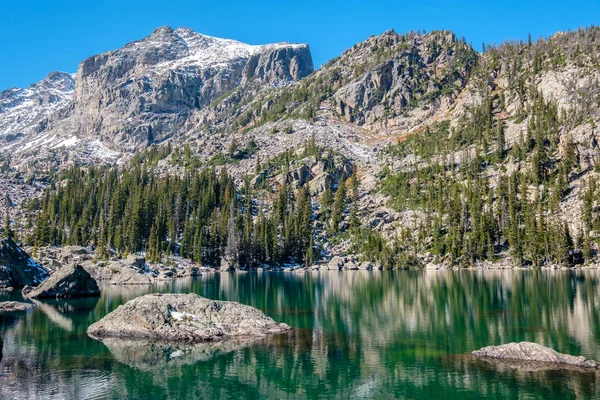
[4, 241, 600, 295]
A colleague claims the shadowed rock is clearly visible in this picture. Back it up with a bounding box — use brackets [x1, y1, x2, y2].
[472, 342, 599, 369]
[0, 301, 34, 312]
[24, 264, 100, 299]
[0, 237, 48, 289]
[87, 293, 290, 342]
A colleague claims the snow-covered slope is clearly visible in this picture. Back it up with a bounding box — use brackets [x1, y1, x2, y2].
[127, 27, 305, 75]
[0, 71, 74, 143]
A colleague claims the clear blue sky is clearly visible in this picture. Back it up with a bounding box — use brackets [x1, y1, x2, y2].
[2, 0, 599, 89]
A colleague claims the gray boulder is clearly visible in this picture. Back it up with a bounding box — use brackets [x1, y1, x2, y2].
[220, 258, 236, 271]
[83, 261, 153, 285]
[0, 301, 35, 312]
[126, 255, 146, 269]
[24, 264, 100, 299]
[472, 342, 599, 369]
[87, 293, 290, 342]
[0, 237, 48, 289]
[327, 256, 345, 270]
[59, 246, 92, 264]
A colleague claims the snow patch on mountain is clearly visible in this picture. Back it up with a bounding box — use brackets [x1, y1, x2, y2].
[0, 71, 75, 139]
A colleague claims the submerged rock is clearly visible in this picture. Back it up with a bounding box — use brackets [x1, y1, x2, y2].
[0, 301, 35, 312]
[472, 342, 599, 369]
[24, 264, 100, 299]
[87, 293, 290, 342]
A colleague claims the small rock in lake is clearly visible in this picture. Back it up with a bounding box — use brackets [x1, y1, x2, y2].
[472, 342, 599, 369]
[0, 301, 35, 312]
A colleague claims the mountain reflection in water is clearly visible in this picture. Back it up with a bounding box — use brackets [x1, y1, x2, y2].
[1, 270, 600, 399]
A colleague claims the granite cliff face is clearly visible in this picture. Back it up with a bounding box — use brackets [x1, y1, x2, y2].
[72, 26, 312, 150]
[0, 26, 312, 160]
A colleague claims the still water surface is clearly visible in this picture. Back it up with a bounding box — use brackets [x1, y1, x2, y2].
[1, 270, 600, 399]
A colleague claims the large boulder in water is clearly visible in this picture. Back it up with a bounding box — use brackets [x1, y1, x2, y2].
[472, 342, 599, 369]
[0, 237, 48, 289]
[24, 264, 100, 299]
[87, 293, 290, 342]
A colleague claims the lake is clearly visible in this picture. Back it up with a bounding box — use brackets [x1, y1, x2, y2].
[1, 270, 600, 399]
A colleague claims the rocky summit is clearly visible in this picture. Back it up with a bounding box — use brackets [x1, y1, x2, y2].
[472, 342, 599, 369]
[87, 293, 291, 342]
[2, 26, 313, 167]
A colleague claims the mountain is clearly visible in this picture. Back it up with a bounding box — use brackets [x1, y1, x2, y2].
[0, 71, 74, 144]
[2, 25, 600, 270]
[1, 26, 312, 168]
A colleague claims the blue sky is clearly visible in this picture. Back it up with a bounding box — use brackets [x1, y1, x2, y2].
[1, 0, 599, 89]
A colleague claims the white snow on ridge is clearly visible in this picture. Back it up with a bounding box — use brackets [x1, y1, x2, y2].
[131, 27, 307, 76]
[0, 71, 75, 137]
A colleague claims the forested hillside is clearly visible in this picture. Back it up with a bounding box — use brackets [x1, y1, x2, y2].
[3, 26, 600, 269]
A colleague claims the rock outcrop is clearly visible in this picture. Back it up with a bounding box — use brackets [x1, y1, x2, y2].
[0, 301, 35, 312]
[87, 293, 290, 342]
[24, 264, 100, 299]
[0, 237, 48, 289]
[82, 261, 154, 285]
[72, 26, 313, 151]
[472, 342, 599, 369]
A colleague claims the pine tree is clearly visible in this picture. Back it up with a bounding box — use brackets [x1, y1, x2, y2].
[331, 178, 347, 233]
[4, 209, 12, 240]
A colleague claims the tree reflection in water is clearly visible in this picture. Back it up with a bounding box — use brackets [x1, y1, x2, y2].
[1, 270, 600, 399]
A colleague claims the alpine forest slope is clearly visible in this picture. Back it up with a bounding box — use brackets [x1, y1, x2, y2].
[2, 26, 600, 270]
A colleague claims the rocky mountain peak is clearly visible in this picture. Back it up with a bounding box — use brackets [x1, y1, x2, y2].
[67, 27, 313, 150]
[0, 71, 75, 145]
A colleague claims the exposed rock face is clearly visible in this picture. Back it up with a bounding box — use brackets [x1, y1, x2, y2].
[0, 237, 48, 289]
[0, 301, 35, 312]
[472, 342, 599, 369]
[24, 264, 100, 299]
[125, 255, 146, 269]
[82, 261, 153, 285]
[72, 26, 313, 151]
[1, 26, 312, 167]
[87, 293, 291, 342]
[59, 246, 92, 264]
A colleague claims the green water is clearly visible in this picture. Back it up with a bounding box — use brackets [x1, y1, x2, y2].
[1, 270, 600, 399]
